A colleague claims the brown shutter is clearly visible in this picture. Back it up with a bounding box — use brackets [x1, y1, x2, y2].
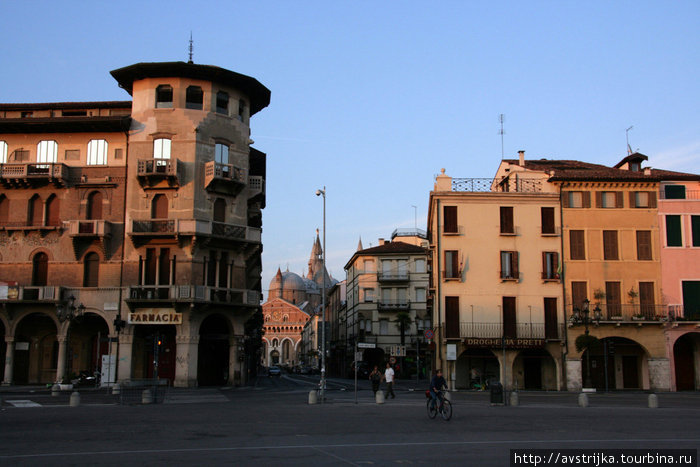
[544, 297, 558, 339]
[512, 251, 519, 279]
[445, 296, 460, 339]
[562, 192, 570, 208]
[636, 230, 652, 260]
[502, 297, 517, 338]
[570, 230, 585, 260]
[541, 207, 555, 234]
[553, 252, 559, 277]
[583, 191, 591, 208]
[0, 196, 8, 224]
[444, 206, 458, 233]
[639, 282, 655, 317]
[649, 191, 657, 208]
[616, 191, 624, 208]
[571, 282, 587, 310]
[629, 191, 636, 208]
[451, 251, 459, 278]
[603, 230, 618, 260]
[46, 196, 60, 226]
[30, 196, 43, 226]
[595, 191, 603, 208]
[500, 207, 513, 234]
[87, 191, 103, 220]
[541, 252, 547, 279]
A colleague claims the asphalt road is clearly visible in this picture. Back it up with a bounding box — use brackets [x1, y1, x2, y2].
[1, 375, 699, 466]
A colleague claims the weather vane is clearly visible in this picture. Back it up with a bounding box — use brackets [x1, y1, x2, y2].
[188, 32, 194, 63]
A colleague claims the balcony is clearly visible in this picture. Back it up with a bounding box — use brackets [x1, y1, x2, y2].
[451, 177, 544, 193]
[0, 220, 62, 235]
[136, 158, 179, 188]
[0, 163, 69, 187]
[126, 285, 260, 308]
[248, 175, 265, 202]
[566, 304, 672, 323]
[129, 218, 261, 248]
[0, 285, 61, 302]
[204, 161, 246, 196]
[378, 300, 410, 312]
[378, 272, 409, 283]
[446, 322, 565, 341]
[66, 219, 113, 259]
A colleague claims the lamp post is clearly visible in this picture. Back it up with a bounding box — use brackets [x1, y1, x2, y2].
[577, 298, 601, 389]
[315, 187, 326, 402]
[56, 295, 85, 382]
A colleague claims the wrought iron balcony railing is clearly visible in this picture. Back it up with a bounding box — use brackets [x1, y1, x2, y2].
[378, 272, 409, 282]
[566, 303, 672, 322]
[443, 322, 565, 340]
[378, 300, 410, 311]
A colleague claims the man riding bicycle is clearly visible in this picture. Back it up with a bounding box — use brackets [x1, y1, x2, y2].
[429, 369, 448, 409]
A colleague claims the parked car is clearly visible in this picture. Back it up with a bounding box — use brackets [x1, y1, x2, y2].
[268, 365, 282, 377]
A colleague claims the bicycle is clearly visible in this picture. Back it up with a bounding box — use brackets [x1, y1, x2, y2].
[426, 390, 452, 420]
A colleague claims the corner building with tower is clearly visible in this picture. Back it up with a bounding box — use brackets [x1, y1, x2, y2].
[0, 61, 270, 387]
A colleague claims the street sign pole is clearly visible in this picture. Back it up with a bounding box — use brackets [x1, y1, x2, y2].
[354, 339, 358, 404]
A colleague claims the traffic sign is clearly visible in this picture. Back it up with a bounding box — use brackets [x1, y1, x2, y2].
[424, 329, 434, 340]
[358, 342, 376, 349]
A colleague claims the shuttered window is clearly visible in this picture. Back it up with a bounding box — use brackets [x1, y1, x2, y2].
[500, 206, 514, 234]
[636, 231, 652, 260]
[603, 230, 619, 260]
[500, 251, 519, 280]
[666, 215, 682, 247]
[541, 207, 555, 234]
[445, 296, 460, 339]
[444, 206, 458, 233]
[571, 281, 587, 310]
[570, 230, 585, 260]
[542, 252, 559, 280]
[444, 250, 460, 279]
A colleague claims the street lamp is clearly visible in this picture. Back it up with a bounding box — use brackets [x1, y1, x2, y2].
[315, 187, 326, 401]
[56, 295, 85, 323]
[577, 298, 601, 389]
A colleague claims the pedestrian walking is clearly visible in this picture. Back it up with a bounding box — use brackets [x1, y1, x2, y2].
[383, 362, 396, 399]
[369, 365, 382, 395]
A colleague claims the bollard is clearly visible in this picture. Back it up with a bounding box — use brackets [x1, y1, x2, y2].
[376, 391, 385, 404]
[69, 391, 81, 407]
[51, 383, 60, 397]
[648, 393, 658, 408]
[578, 392, 589, 407]
[112, 384, 121, 396]
[308, 390, 318, 405]
[142, 388, 153, 405]
[510, 391, 519, 407]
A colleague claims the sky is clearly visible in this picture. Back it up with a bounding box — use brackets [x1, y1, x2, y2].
[1, 1, 698, 298]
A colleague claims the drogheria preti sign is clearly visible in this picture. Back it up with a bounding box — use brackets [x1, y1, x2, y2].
[464, 338, 545, 349]
[128, 309, 182, 325]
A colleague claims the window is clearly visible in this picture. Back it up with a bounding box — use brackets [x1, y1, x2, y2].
[153, 138, 171, 160]
[186, 86, 203, 110]
[87, 191, 103, 220]
[564, 191, 590, 208]
[443, 206, 458, 233]
[666, 215, 682, 247]
[444, 250, 460, 279]
[363, 288, 374, 302]
[87, 139, 108, 165]
[630, 191, 656, 208]
[693, 216, 700, 247]
[156, 85, 173, 108]
[415, 288, 426, 303]
[29, 195, 42, 226]
[32, 252, 48, 286]
[636, 231, 652, 260]
[83, 252, 99, 287]
[215, 143, 229, 165]
[216, 91, 229, 115]
[37, 140, 58, 165]
[570, 230, 586, 260]
[541, 207, 555, 234]
[445, 296, 460, 338]
[213, 198, 226, 223]
[571, 282, 587, 310]
[503, 297, 517, 338]
[542, 252, 559, 280]
[398, 260, 407, 276]
[363, 259, 374, 272]
[603, 230, 619, 260]
[664, 185, 686, 199]
[379, 320, 388, 335]
[500, 251, 519, 280]
[639, 282, 655, 317]
[151, 194, 168, 219]
[606, 282, 622, 318]
[114, 148, 123, 160]
[0, 141, 7, 163]
[13, 149, 29, 162]
[45, 195, 60, 226]
[381, 288, 391, 303]
[238, 99, 246, 121]
[365, 320, 372, 333]
[597, 191, 622, 208]
[415, 258, 426, 273]
[500, 206, 514, 234]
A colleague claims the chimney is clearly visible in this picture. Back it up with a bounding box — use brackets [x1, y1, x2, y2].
[378, 238, 386, 245]
[518, 150, 525, 167]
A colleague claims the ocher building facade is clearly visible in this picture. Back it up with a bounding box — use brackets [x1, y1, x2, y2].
[0, 61, 270, 387]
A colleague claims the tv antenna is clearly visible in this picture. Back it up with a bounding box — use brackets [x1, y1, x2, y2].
[499, 114, 506, 159]
[626, 126, 634, 155]
[188, 32, 194, 63]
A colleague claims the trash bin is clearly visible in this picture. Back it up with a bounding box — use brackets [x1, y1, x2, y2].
[490, 381, 504, 405]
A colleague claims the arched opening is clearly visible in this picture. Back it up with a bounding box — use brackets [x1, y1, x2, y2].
[582, 337, 648, 390]
[456, 348, 499, 390]
[67, 313, 110, 382]
[674, 333, 700, 391]
[87, 191, 103, 220]
[132, 325, 176, 383]
[13, 313, 57, 384]
[513, 349, 557, 390]
[270, 349, 280, 365]
[45, 195, 60, 226]
[83, 252, 100, 287]
[151, 194, 168, 219]
[32, 252, 48, 286]
[198, 314, 231, 386]
[282, 340, 292, 364]
[28, 195, 42, 226]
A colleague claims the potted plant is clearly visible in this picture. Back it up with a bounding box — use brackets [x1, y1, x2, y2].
[593, 288, 606, 305]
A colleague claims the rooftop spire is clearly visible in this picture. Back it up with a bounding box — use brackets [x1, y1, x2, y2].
[188, 32, 194, 64]
[357, 236, 363, 251]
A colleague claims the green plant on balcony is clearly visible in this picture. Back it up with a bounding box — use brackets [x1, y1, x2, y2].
[593, 288, 606, 305]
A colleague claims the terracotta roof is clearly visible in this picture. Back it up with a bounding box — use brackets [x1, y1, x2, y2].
[0, 101, 131, 110]
[504, 157, 700, 182]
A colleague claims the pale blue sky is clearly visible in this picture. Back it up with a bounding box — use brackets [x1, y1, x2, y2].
[1, 1, 698, 297]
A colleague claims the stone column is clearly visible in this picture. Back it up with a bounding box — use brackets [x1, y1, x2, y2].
[117, 334, 133, 383]
[3, 337, 15, 386]
[56, 335, 68, 383]
[174, 335, 198, 388]
[648, 358, 671, 391]
[566, 358, 583, 392]
[229, 336, 241, 386]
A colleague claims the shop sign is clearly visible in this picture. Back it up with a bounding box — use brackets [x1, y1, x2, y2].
[464, 338, 545, 349]
[128, 308, 182, 325]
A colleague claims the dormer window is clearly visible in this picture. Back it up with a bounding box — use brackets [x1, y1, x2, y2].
[186, 86, 203, 110]
[629, 162, 640, 172]
[156, 85, 173, 108]
[216, 91, 229, 115]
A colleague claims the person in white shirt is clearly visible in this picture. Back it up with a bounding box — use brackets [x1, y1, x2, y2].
[383, 363, 396, 399]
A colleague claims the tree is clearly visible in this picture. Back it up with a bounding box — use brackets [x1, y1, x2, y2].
[394, 311, 412, 346]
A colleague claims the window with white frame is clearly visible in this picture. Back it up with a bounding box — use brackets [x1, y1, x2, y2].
[415, 258, 426, 273]
[363, 259, 374, 272]
[37, 140, 58, 165]
[0, 141, 7, 163]
[87, 139, 108, 165]
[215, 143, 229, 165]
[153, 138, 171, 166]
[363, 288, 375, 302]
[416, 288, 426, 303]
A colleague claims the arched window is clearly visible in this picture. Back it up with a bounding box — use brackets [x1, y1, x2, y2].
[213, 198, 226, 223]
[87, 139, 108, 165]
[151, 194, 168, 219]
[156, 85, 173, 108]
[37, 140, 58, 166]
[0, 141, 7, 163]
[186, 86, 203, 110]
[0, 195, 8, 225]
[83, 252, 99, 287]
[32, 252, 48, 286]
[45, 194, 60, 227]
[87, 191, 103, 220]
[272, 338, 279, 348]
[28, 195, 42, 226]
[216, 91, 229, 115]
[282, 340, 291, 360]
